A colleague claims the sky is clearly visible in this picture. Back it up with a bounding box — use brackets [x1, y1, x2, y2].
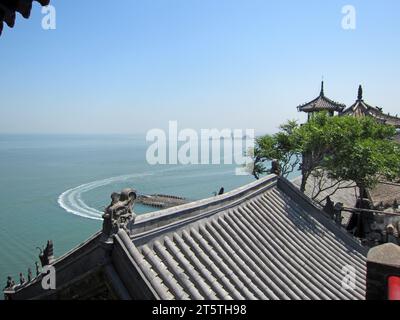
[0, 0, 399, 135]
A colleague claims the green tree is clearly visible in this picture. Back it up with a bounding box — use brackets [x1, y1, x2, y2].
[322, 116, 400, 200]
[296, 113, 335, 193]
[251, 120, 301, 179]
[252, 112, 400, 206]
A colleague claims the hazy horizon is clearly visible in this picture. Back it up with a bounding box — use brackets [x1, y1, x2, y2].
[1, 0, 399, 134]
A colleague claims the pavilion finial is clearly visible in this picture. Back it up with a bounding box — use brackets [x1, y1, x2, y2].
[358, 85, 363, 100]
[320, 81, 324, 96]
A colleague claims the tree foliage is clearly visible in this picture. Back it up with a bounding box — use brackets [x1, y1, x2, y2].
[251, 120, 301, 179]
[252, 112, 400, 203]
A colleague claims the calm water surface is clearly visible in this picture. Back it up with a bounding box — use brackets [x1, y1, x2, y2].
[0, 134, 259, 289]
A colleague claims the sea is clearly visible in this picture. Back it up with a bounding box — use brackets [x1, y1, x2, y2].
[0, 134, 303, 293]
[0, 133, 267, 291]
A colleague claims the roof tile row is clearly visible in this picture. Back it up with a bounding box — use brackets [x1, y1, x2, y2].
[130, 179, 366, 300]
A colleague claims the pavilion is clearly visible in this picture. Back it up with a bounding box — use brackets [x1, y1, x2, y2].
[341, 85, 400, 129]
[297, 82, 346, 121]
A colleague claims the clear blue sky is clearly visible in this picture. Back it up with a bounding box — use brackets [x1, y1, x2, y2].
[0, 0, 399, 134]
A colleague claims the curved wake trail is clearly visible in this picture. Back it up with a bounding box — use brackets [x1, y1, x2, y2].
[58, 173, 153, 220]
[58, 165, 238, 221]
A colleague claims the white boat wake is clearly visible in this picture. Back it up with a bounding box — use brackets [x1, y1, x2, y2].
[58, 165, 239, 221]
[57, 173, 153, 221]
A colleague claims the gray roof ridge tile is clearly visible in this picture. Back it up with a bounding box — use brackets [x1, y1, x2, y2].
[271, 182, 368, 257]
[153, 240, 204, 300]
[193, 226, 259, 300]
[250, 196, 367, 288]
[172, 232, 233, 300]
[228, 208, 332, 300]
[202, 220, 278, 299]
[181, 229, 245, 300]
[192, 227, 257, 300]
[127, 176, 368, 300]
[252, 198, 366, 298]
[260, 192, 367, 275]
[210, 217, 291, 300]
[239, 203, 359, 299]
[244, 200, 359, 297]
[142, 244, 189, 300]
[221, 211, 314, 300]
[268, 190, 367, 270]
[163, 237, 218, 300]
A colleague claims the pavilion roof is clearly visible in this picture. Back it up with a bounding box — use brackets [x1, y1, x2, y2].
[297, 82, 346, 113]
[0, 0, 50, 36]
[341, 86, 400, 128]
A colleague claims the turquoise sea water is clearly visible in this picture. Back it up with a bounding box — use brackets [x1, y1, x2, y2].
[0, 134, 259, 290]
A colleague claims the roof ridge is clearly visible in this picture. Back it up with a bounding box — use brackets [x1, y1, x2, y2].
[297, 83, 346, 112]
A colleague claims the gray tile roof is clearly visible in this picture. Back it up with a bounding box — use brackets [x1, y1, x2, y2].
[342, 100, 400, 128]
[297, 82, 346, 113]
[341, 86, 400, 128]
[129, 176, 367, 300]
[298, 96, 346, 113]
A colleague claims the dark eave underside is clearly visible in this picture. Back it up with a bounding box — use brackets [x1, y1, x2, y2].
[342, 100, 400, 127]
[298, 95, 346, 113]
[0, 0, 49, 36]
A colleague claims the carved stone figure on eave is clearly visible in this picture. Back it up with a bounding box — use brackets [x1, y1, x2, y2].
[37, 240, 55, 267]
[102, 188, 137, 238]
